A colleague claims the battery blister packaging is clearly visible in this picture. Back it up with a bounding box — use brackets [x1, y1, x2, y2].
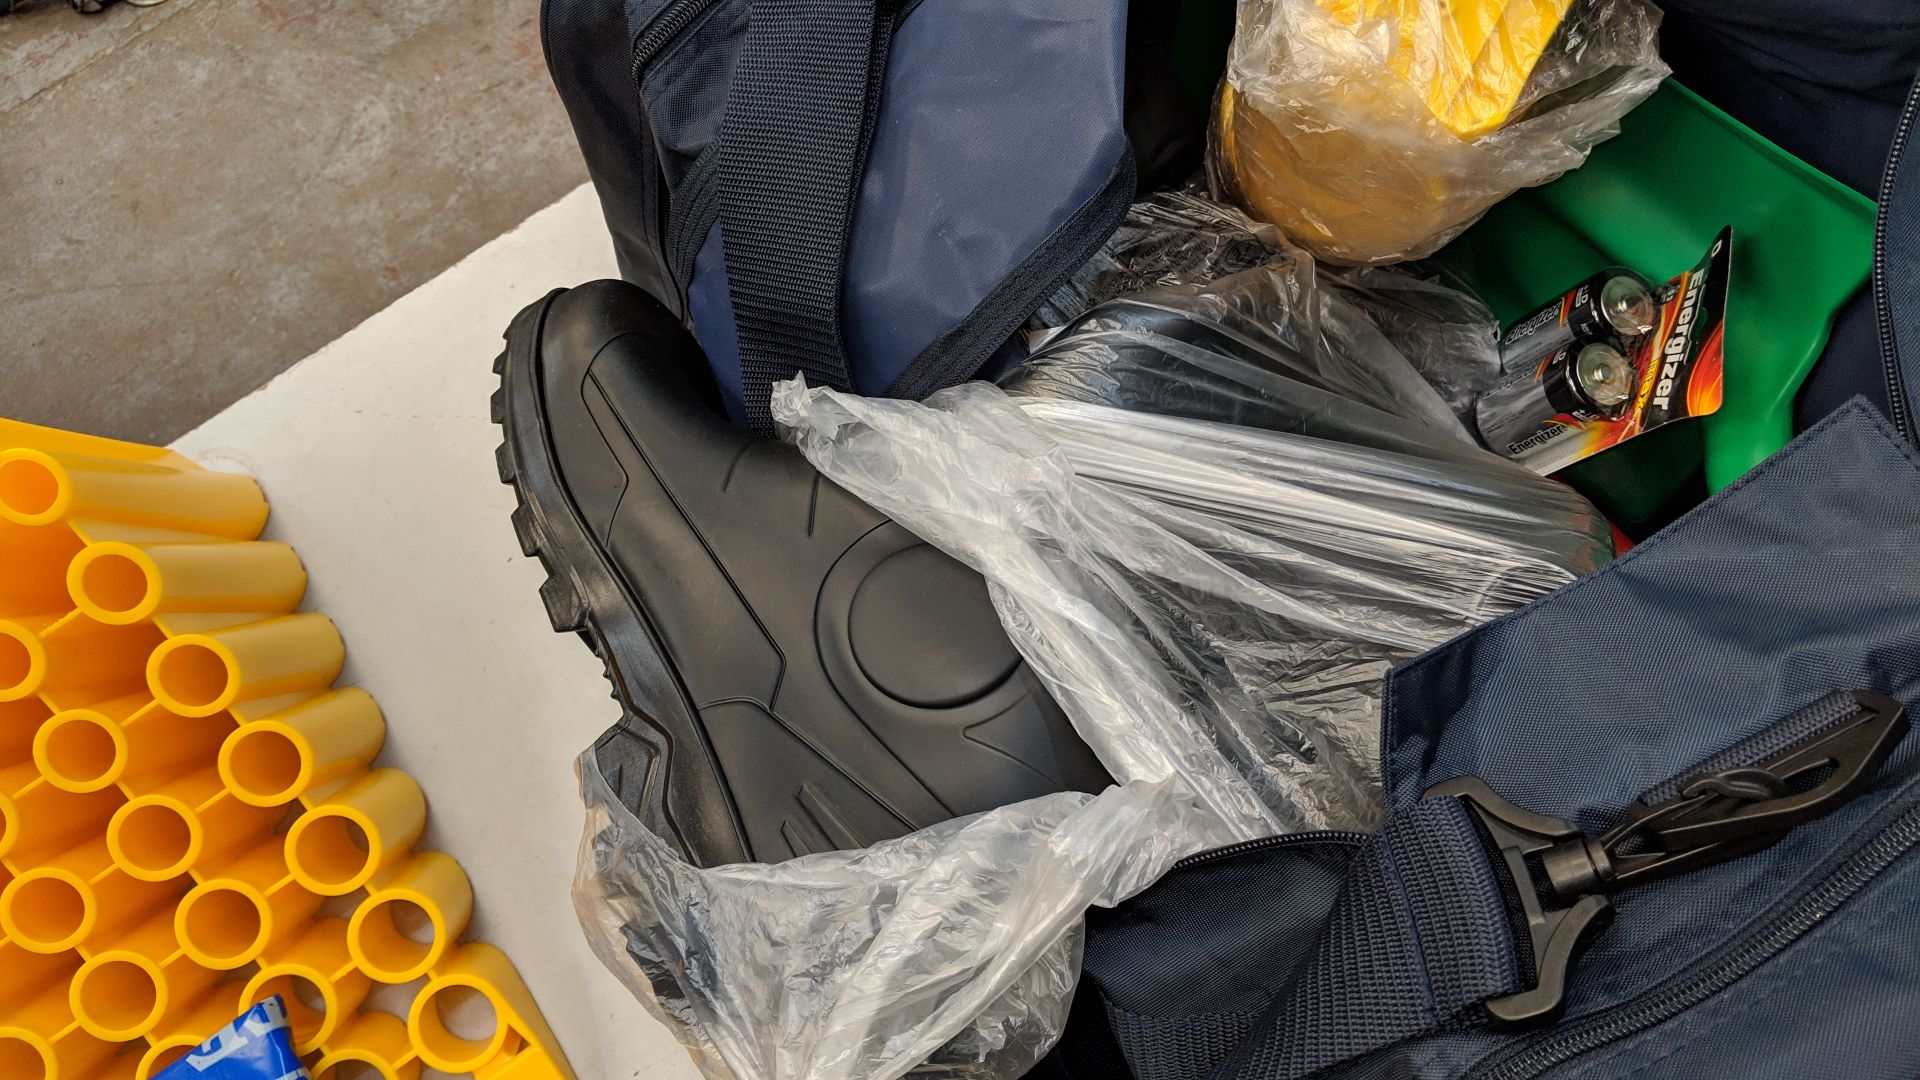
[1211, 0, 1668, 264]
[570, 255, 1614, 1080]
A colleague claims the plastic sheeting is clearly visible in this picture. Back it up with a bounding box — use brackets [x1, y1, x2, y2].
[1029, 191, 1292, 332]
[778, 379, 1611, 836]
[1211, 0, 1668, 263]
[574, 256, 1614, 1080]
[1029, 192, 1508, 417]
[578, 764, 1240, 1080]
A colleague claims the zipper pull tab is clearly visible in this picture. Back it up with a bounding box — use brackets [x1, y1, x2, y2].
[1424, 690, 1909, 1026]
[1596, 689, 1909, 889]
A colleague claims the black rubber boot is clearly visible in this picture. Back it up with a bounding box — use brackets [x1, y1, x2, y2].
[492, 281, 1112, 867]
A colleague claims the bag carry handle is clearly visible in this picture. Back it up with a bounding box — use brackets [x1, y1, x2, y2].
[717, 0, 891, 432]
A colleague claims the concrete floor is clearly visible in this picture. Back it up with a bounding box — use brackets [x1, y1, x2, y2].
[0, 0, 591, 444]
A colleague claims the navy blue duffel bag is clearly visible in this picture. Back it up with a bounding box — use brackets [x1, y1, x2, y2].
[542, 0, 1221, 428]
[540, 2, 1920, 1075]
[1032, 45, 1920, 1080]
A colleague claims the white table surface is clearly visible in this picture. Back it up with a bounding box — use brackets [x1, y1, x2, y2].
[173, 186, 702, 1080]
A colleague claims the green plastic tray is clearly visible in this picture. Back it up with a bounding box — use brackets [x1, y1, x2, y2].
[1438, 80, 1876, 523]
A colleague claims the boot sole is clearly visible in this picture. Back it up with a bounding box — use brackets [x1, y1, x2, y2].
[492, 290, 737, 864]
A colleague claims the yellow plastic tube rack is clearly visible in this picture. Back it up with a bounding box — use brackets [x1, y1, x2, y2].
[0, 419, 574, 1080]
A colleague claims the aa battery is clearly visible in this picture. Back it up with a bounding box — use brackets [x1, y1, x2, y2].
[1475, 340, 1637, 455]
[1499, 268, 1659, 374]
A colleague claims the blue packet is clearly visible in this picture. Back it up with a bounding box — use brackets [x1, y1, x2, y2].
[156, 997, 311, 1080]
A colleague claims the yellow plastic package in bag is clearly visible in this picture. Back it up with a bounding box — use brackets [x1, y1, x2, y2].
[1210, 0, 1667, 264]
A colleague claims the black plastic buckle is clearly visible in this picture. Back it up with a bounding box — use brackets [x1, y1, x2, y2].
[1424, 689, 1908, 1026]
[1423, 776, 1613, 1025]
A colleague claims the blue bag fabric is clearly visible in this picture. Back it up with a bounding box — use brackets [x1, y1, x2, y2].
[542, 0, 1191, 428]
[1659, 1, 1920, 431]
[1047, 399, 1920, 1080]
[1374, 400, 1920, 1079]
[1036, 74, 1920, 1073]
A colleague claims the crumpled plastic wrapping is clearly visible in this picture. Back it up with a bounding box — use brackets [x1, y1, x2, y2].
[578, 760, 1241, 1080]
[779, 363, 1610, 834]
[1029, 190, 1290, 332]
[575, 256, 1613, 1080]
[1029, 192, 1506, 416]
[1211, 0, 1668, 263]
[1327, 263, 1511, 416]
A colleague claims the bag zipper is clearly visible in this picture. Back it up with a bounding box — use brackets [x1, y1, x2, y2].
[1873, 79, 1920, 444]
[667, 152, 724, 286]
[1473, 795, 1920, 1080]
[1171, 830, 1369, 871]
[628, 0, 725, 308]
[631, 0, 722, 80]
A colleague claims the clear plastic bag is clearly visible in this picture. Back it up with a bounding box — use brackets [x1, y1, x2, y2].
[775, 379, 1611, 837]
[1029, 190, 1291, 332]
[1211, 0, 1669, 263]
[577, 759, 1240, 1080]
[1326, 264, 1509, 416]
[1027, 193, 1507, 416]
[575, 254, 1612, 1080]
[782, 256, 1608, 833]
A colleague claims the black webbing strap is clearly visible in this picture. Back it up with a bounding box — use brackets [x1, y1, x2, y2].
[1062, 796, 1526, 1080]
[718, 0, 884, 432]
[1213, 797, 1521, 1078]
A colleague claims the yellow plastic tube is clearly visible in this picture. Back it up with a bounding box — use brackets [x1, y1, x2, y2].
[37, 700, 235, 797]
[146, 613, 344, 718]
[0, 780, 123, 863]
[0, 939, 80, 1015]
[285, 768, 426, 896]
[0, 855, 178, 954]
[348, 851, 474, 983]
[0, 865, 99, 954]
[0, 446, 267, 539]
[115, 761, 228, 813]
[68, 540, 306, 626]
[0, 418, 193, 469]
[32, 706, 126, 793]
[69, 912, 221, 1042]
[107, 791, 281, 882]
[0, 617, 51, 702]
[175, 848, 323, 970]
[242, 917, 371, 1053]
[0, 519, 84, 619]
[70, 951, 213, 1041]
[139, 992, 246, 1080]
[0, 983, 118, 1080]
[99, 1049, 144, 1080]
[2, 697, 54, 770]
[408, 943, 574, 1080]
[312, 1011, 422, 1080]
[31, 696, 144, 793]
[218, 689, 384, 806]
[28, 615, 166, 707]
[115, 703, 235, 789]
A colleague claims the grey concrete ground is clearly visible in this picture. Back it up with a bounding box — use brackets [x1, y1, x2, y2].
[0, 0, 591, 443]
